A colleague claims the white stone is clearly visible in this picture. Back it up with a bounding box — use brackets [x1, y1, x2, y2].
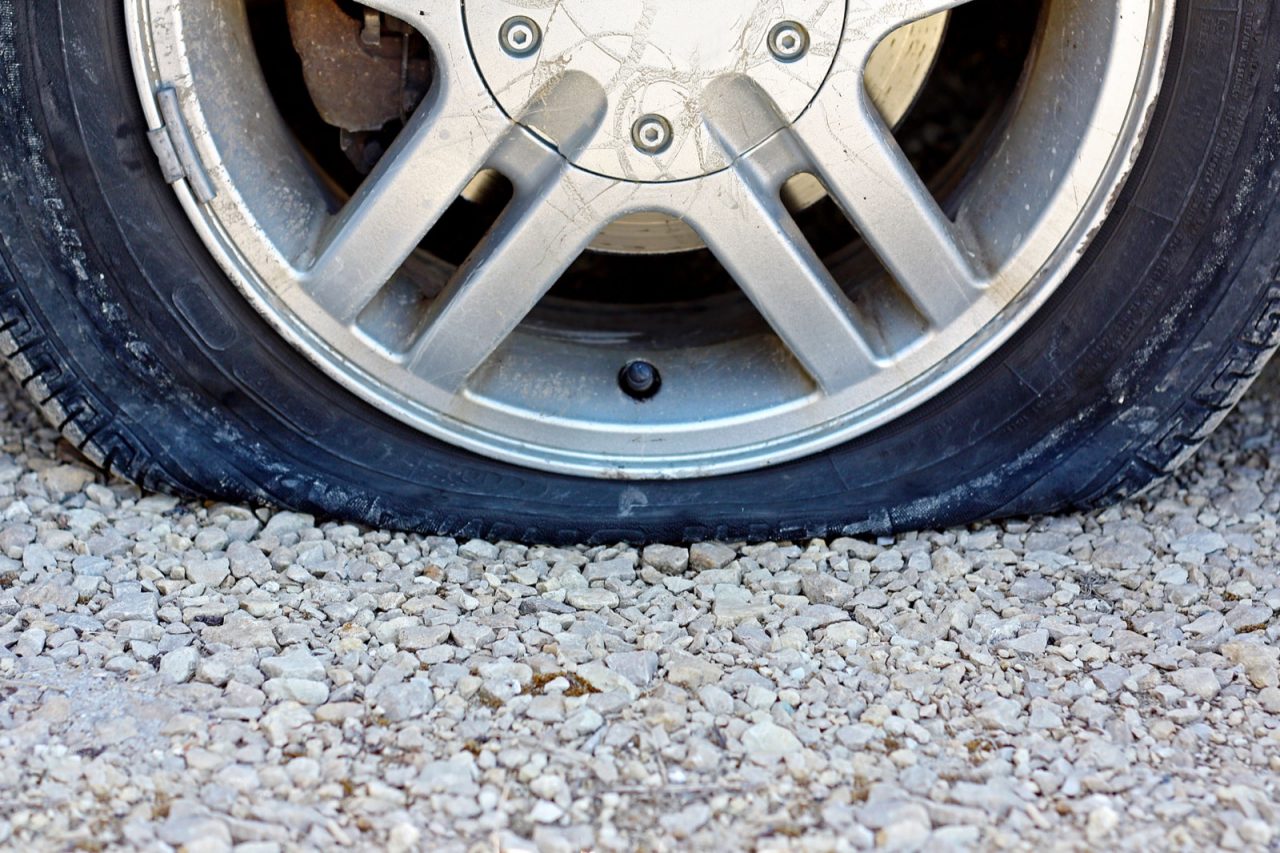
[159, 646, 198, 684]
[659, 803, 710, 839]
[643, 543, 689, 574]
[379, 677, 435, 722]
[1220, 641, 1279, 688]
[263, 678, 330, 705]
[186, 557, 231, 587]
[877, 819, 931, 852]
[1003, 629, 1050, 656]
[800, 572, 857, 606]
[698, 685, 734, 715]
[741, 721, 801, 760]
[1170, 666, 1221, 701]
[261, 648, 326, 681]
[530, 800, 564, 823]
[459, 539, 500, 560]
[1085, 806, 1118, 842]
[689, 542, 736, 571]
[1238, 819, 1273, 846]
[665, 652, 722, 688]
[99, 592, 159, 622]
[565, 588, 619, 611]
[605, 650, 659, 686]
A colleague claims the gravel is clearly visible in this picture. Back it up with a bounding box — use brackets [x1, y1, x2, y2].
[3, 361, 1280, 853]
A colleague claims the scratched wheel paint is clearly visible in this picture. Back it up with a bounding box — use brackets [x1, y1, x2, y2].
[0, 0, 1278, 542]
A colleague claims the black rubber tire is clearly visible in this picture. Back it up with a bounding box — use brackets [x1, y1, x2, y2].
[1, 0, 1279, 544]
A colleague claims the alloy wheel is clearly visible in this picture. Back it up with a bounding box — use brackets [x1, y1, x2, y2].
[124, 0, 1173, 477]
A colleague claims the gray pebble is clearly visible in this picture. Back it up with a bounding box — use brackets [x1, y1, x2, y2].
[642, 543, 689, 574]
[159, 645, 198, 684]
[689, 541, 736, 571]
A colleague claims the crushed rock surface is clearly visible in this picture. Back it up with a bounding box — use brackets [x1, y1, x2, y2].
[3, 363, 1280, 852]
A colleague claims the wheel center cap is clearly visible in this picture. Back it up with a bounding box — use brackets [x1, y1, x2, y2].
[464, 0, 846, 183]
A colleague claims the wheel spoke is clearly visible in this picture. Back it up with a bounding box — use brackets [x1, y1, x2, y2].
[301, 74, 508, 324]
[692, 144, 877, 395]
[792, 81, 985, 328]
[405, 143, 622, 392]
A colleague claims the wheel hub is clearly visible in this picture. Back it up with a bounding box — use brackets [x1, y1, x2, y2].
[464, 0, 846, 183]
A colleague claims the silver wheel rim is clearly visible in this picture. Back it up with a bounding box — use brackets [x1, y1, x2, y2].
[125, 0, 1173, 478]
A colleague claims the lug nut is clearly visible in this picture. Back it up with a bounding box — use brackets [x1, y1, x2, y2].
[499, 16, 541, 56]
[768, 21, 809, 62]
[619, 360, 661, 400]
[631, 115, 673, 155]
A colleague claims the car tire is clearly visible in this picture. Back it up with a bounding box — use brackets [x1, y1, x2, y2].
[0, 0, 1278, 543]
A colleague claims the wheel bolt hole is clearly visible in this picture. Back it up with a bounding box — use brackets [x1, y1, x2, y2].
[620, 360, 662, 400]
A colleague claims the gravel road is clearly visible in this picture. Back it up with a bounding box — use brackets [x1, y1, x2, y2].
[2, 361, 1280, 853]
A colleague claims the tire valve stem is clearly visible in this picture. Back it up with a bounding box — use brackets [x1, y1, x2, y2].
[619, 360, 662, 400]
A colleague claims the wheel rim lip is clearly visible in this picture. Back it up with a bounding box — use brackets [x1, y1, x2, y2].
[124, 0, 1175, 479]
